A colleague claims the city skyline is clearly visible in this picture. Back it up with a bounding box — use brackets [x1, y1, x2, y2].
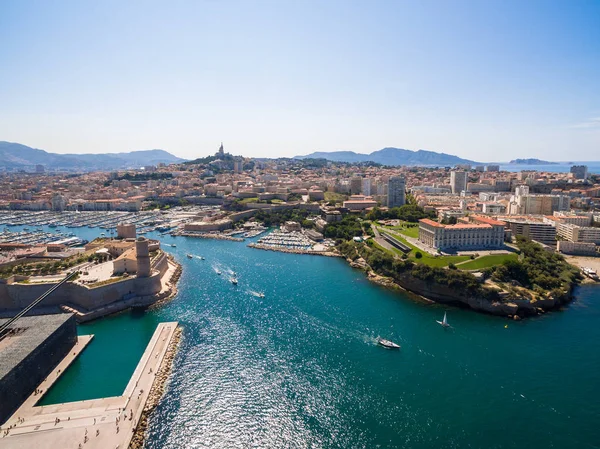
[1, 0, 599, 161]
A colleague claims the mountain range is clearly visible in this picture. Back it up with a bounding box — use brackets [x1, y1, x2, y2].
[0, 142, 185, 171]
[295, 147, 477, 166]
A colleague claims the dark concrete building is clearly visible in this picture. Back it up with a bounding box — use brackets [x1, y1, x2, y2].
[0, 313, 76, 424]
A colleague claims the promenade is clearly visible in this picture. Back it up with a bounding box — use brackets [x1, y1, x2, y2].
[0, 322, 179, 449]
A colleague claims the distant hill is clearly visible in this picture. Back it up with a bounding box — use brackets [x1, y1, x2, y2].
[509, 158, 558, 165]
[0, 141, 185, 171]
[295, 147, 477, 166]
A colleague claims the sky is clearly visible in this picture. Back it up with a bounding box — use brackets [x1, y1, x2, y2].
[0, 0, 599, 162]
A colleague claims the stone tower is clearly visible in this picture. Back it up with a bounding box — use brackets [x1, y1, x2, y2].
[117, 223, 136, 239]
[135, 237, 151, 278]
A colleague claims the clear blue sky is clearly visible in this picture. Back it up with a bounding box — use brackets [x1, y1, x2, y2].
[1, 0, 599, 161]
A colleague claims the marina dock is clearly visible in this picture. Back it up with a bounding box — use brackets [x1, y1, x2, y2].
[0, 322, 179, 449]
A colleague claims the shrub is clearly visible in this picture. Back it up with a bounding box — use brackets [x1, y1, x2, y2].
[415, 251, 423, 259]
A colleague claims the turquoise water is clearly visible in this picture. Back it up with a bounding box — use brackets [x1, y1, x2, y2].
[15, 226, 600, 448]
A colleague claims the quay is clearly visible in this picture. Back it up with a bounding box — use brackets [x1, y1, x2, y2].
[0, 322, 180, 449]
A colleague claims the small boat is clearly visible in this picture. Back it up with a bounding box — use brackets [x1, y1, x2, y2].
[230, 277, 238, 285]
[376, 336, 400, 349]
[215, 269, 222, 275]
[436, 312, 451, 328]
[186, 254, 193, 259]
[199, 256, 205, 260]
[258, 293, 265, 298]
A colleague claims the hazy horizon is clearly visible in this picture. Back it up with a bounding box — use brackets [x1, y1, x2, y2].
[1, 0, 599, 161]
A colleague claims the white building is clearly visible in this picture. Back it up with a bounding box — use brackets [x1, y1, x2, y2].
[418, 216, 505, 251]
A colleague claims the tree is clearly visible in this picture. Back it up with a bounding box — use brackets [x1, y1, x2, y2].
[415, 251, 423, 259]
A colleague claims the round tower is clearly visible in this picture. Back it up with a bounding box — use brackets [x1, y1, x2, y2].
[135, 237, 151, 277]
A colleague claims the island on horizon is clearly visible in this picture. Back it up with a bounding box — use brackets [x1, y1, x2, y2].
[509, 158, 559, 165]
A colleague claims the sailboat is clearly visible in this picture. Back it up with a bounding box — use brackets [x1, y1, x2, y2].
[376, 336, 400, 349]
[436, 312, 451, 328]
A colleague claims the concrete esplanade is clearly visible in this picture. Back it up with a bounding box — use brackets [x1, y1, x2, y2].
[0, 321, 179, 449]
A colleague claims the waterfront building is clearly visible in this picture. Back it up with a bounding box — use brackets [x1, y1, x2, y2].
[486, 164, 500, 172]
[387, 176, 406, 208]
[450, 170, 467, 194]
[0, 314, 77, 424]
[418, 215, 505, 251]
[570, 165, 588, 180]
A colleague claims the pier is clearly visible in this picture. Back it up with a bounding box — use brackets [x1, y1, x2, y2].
[0, 322, 179, 449]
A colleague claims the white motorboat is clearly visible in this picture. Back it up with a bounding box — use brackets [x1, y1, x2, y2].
[186, 254, 193, 259]
[230, 277, 238, 285]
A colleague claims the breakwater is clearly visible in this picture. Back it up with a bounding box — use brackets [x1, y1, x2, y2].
[248, 242, 341, 257]
[129, 326, 182, 449]
[175, 232, 244, 242]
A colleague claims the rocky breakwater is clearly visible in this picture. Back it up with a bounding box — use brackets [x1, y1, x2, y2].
[177, 231, 244, 242]
[129, 325, 182, 449]
[248, 242, 341, 257]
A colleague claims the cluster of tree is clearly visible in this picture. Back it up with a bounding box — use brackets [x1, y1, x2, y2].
[144, 198, 189, 210]
[323, 216, 365, 241]
[365, 204, 436, 222]
[488, 237, 581, 294]
[338, 241, 496, 300]
[253, 208, 312, 227]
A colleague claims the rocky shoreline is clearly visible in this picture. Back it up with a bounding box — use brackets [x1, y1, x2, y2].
[129, 325, 182, 449]
[176, 232, 245, 242]
[248, 242, 341, 257]
[346, 257, 574, 319]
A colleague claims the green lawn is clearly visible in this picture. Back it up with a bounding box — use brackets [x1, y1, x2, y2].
[238, 197, 259, 204]
[374, 228, 470, 268]
[324, 192, 348, 203]
[456, 253, 519, 270]
[381, 222, 420, 238]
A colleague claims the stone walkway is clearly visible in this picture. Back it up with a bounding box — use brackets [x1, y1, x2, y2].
[0, 322, 178, 449]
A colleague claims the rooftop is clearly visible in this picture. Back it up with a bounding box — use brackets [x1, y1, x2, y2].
[0, 314, 74, 381]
